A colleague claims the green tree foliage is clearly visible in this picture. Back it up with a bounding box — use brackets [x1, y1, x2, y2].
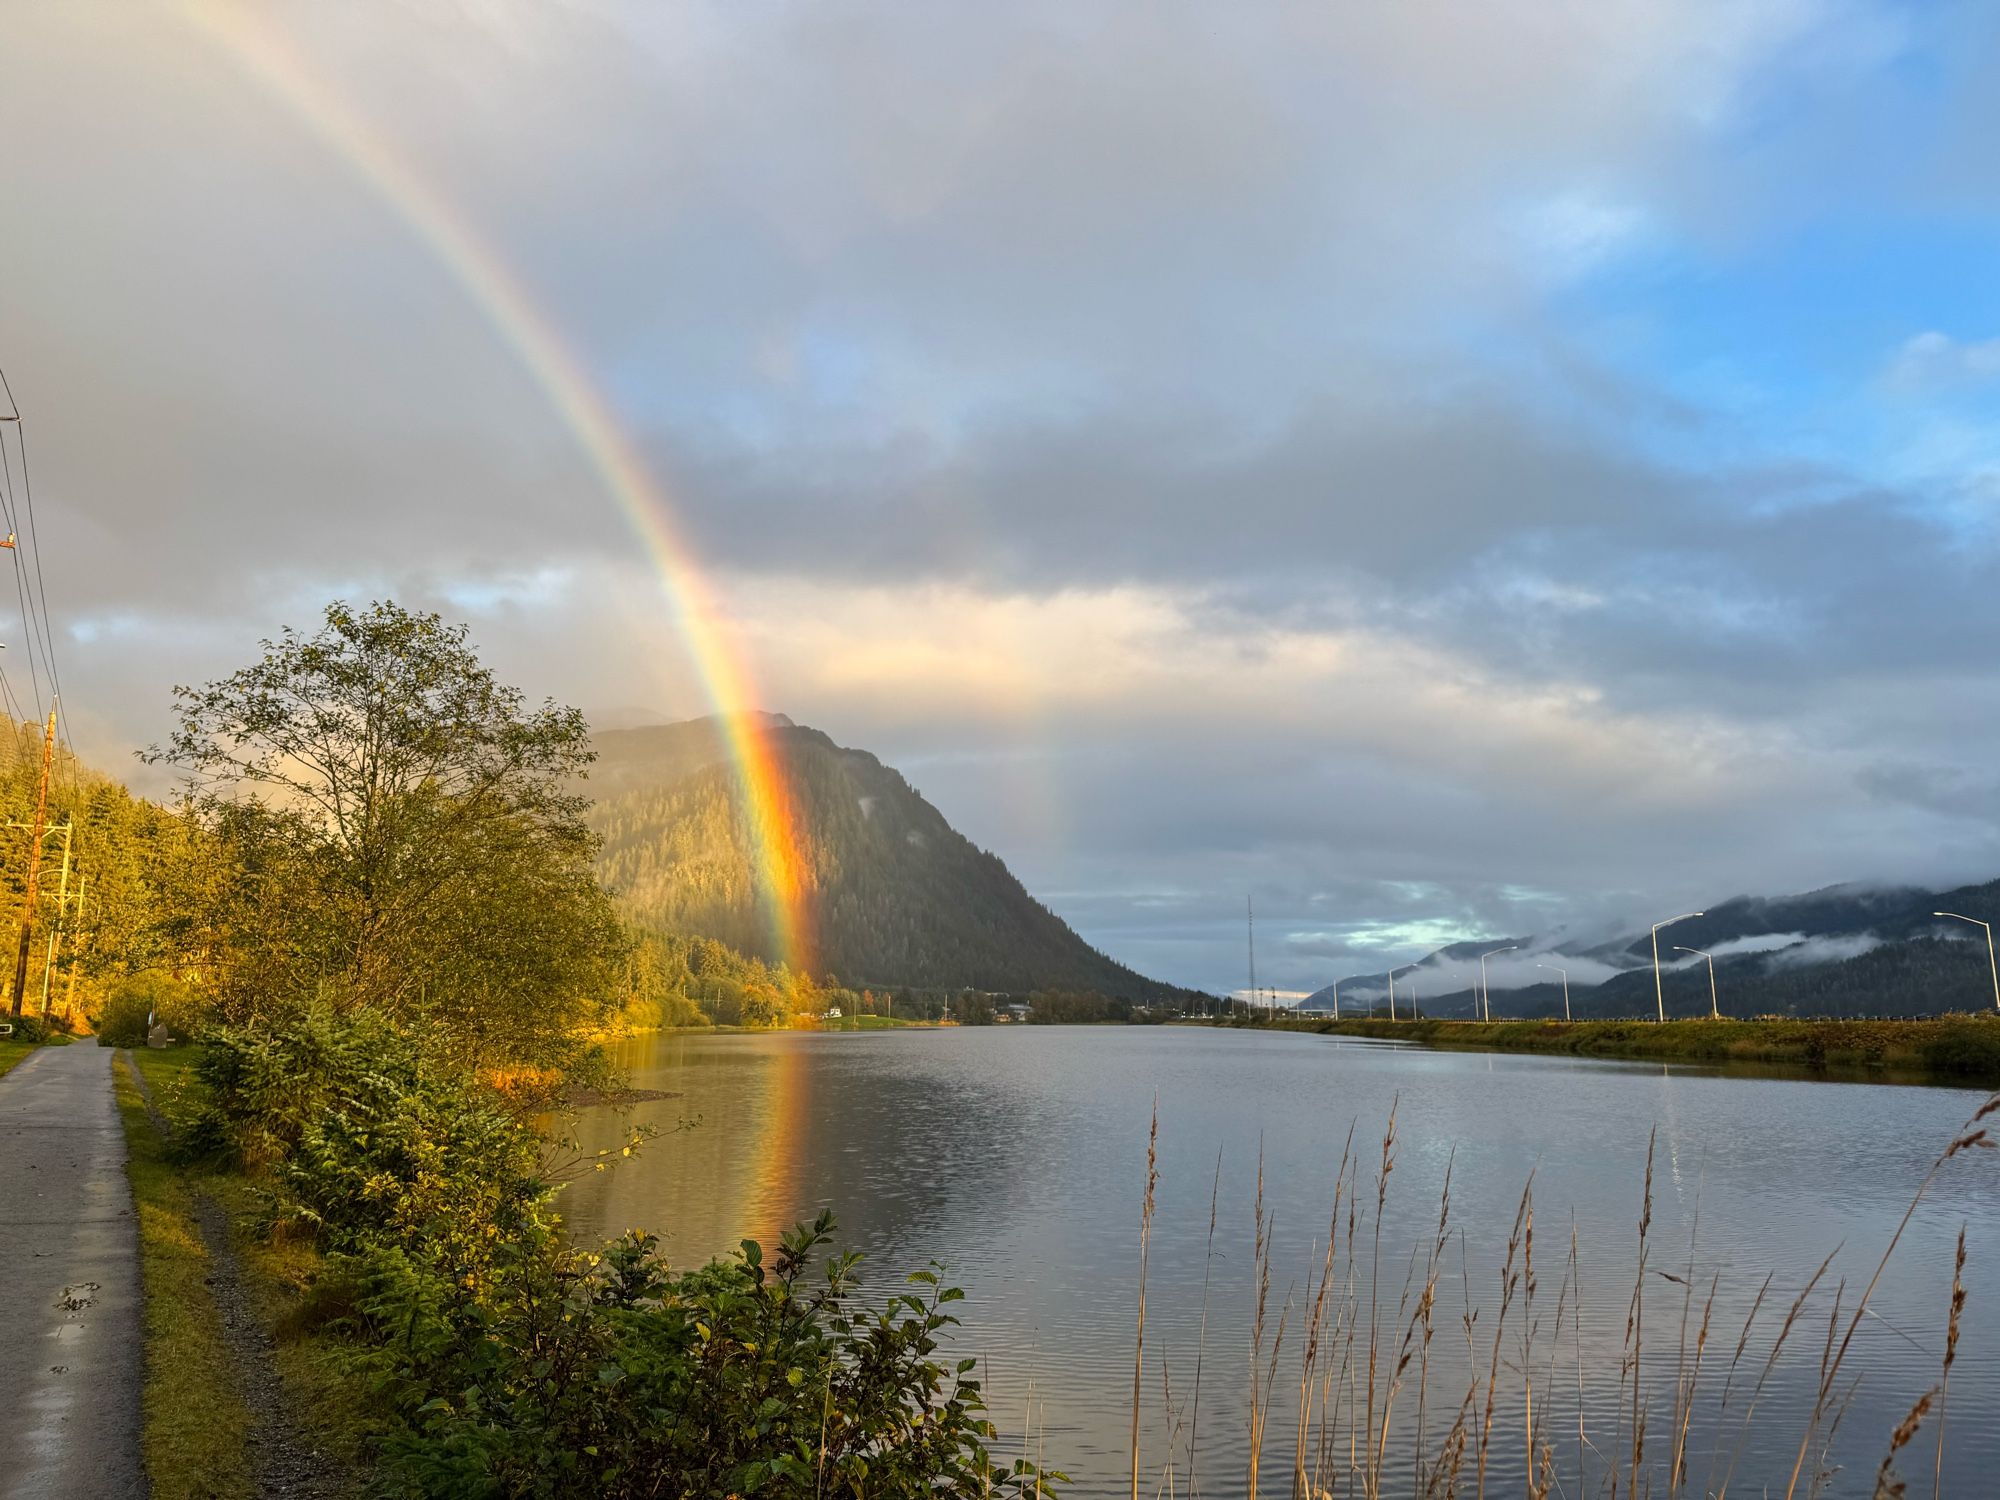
[0, 717, 193, 1022]
[607, 929, 823, 1030]
[1025, 989, 1136, 1024]
[145, 601, 621, 1065]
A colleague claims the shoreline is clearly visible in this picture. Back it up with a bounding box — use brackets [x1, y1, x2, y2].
[1216, 1012, 2000, 1086]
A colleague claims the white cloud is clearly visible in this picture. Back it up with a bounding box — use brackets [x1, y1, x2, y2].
[1880, 331, 2000, 391]
[1766, 933, 1882, 968]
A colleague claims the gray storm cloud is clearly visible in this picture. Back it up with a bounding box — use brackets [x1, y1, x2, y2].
[0, 1, 1996, 994]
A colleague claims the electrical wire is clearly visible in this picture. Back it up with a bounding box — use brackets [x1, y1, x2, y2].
[7, 407, 71, 743]
[0, 425, 45, 725]
[6, 420, 78, 791]
[0, 368, 76, 779]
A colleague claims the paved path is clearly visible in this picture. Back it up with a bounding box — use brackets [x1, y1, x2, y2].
[0, 1043, 147, 1498]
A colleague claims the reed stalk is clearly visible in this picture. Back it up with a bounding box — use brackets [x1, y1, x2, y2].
[1185, 1145, 1222, 1499]
[1784, 1099, 2000, 1500]
[1931, 1226, 1965, 1500]
[1114, 1091, 2000, 1500]
[1131, 1100, 1158, 1500]
[1249, 1141, 1269, 1500]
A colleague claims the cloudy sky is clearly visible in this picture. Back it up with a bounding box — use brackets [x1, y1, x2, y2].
[4, 0, 2000, 996]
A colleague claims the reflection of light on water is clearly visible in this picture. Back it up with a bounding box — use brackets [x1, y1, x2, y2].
[559, 1029, 2000, 1498]
[741, 1038, 812, 1247]
[1660, 1063, 1689, 1208]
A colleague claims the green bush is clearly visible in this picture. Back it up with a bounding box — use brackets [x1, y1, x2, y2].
[94, 972, 199, 1048]
[10, 1013, 55, 1044]
[186, 1005, 552, 1268]
[186, 1005, 1054, 1496]
[357, 1215, 1058, 1498]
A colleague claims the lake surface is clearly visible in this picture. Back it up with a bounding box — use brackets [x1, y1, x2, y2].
[560, 1026, 2000, 1497]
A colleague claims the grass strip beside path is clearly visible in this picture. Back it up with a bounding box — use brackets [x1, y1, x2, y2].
[111, 1049, 257, 1500]
[0, 1030, 72, 1080]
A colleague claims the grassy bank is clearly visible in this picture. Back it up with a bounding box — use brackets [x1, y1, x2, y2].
[0, 1028, 72, 1080]
[112, 1049, 257, 1499]
[1240, 1011, 2000, 1081]
[0, 1037, 34, 1080]
[116, 1047, 374, 1498]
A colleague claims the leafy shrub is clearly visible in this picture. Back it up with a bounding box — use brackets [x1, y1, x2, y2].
[356, 1214, 1057, 1499]
[12, 1013, 56, 1044]
[186, 1004, 551, 1268]
[94, 972, 200, 1047]
[186, 1005, 1051, 1495]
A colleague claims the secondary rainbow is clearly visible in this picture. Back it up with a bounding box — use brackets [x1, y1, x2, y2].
[187, 2, 813, 973]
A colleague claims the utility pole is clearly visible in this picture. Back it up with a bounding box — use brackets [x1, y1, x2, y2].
[39, 820, 72, 1017]
[10, 704, 56, 1018]
[60, 873, 86, 1022]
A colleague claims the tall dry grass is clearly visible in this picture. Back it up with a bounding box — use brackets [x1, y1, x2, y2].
[1122, 1093, 1998, 1499]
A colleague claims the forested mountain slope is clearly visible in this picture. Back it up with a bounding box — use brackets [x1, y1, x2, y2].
[587, 716, 1186, 999]
[1300, 876, 2000, 1020]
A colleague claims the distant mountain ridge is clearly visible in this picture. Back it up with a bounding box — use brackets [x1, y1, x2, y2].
[1300, 878, 2000, 1020]
[585, 715, 1190, 1001]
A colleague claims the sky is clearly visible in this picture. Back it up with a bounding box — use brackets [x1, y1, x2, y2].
[4, 1, 2000, 997]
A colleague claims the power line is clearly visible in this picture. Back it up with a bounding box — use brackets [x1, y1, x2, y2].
[0, 368, 74, 769]
[0, 426, 45, 725]
[7, 410, 70, 745]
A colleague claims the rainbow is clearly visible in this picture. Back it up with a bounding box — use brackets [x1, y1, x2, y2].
[185, 2, 814, 974]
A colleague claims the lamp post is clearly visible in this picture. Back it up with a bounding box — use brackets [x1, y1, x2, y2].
[1934, 912, 2000, 1013]
[1478, 945, 1517, 1022]
[1388, 963, 1418, 1022]
[1650, 912, 1704, 1022]
[1536, 962, 1570, 1021]
[1673, 946, 1719, 1019]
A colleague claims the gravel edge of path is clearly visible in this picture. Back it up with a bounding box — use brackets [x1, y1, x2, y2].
[187, 1196, 347, 1499]
[123, 1050, 350, 1500]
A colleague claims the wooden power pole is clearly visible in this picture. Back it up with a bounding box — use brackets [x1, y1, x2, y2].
[39, 819, 73, 1017]
[11, 704, 56, 1017]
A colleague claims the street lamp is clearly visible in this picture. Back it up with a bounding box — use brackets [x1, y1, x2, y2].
[1650, 912, 1704, 1022]
[1673, 946, 1720, 1019]
[1388, 962, 1418, 1022]
[1478, 945, 1518, 1022]
[1536, 962, 1570, 1022]
[1934, 912, 2000, 1013]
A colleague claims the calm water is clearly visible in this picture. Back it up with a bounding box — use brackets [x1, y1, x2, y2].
[560, 1026, 2000, 1497]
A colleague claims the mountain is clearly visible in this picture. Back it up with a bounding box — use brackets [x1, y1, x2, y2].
[585, 715, 1190, 1001]
[1299, 878, 2000, 1020]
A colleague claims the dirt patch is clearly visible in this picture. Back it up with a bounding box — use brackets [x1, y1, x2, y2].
[190, 1194, 348, 1499]
[126, 1053, 168, 1136]
[562, 1085, 680, 1107]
